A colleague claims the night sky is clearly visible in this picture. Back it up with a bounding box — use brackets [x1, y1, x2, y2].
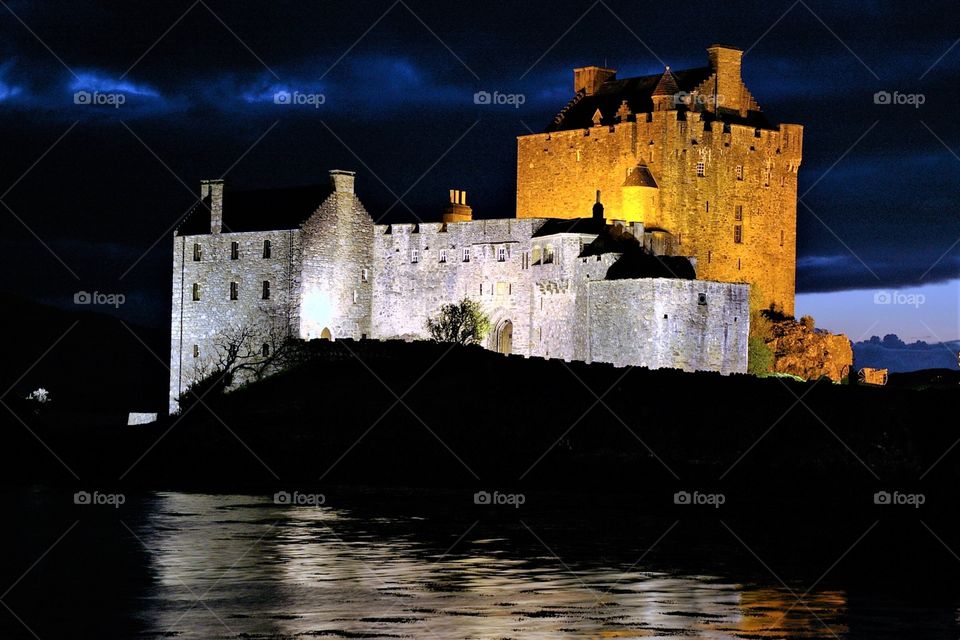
[1, 0, 957, 342]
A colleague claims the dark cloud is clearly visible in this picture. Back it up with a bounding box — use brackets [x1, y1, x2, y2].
[1, 0, 959, 325]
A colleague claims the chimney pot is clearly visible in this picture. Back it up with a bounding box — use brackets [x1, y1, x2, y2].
[329, 169, 356, 194]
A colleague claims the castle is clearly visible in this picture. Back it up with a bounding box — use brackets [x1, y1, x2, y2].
[169, 45, 800, 413]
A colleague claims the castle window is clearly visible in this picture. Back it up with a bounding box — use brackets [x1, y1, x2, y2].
[497, 247, 506, 262]
[439, 249, 447, 264]
[411, 249, 419, 264]
[361, 268, 369, 282]
[192, 283, 200, 301]
[707, 250, 711, 263]
[192, 243, 202, 261]
[479, 282, 483, 295]
[229, 281, 238, 300]
[738, 258, 742, 270]
[780, 230, 785, 247]
[698, 293, 707, 305]
[543, 245, 555, 264]
[192, 344, 199, 358]
[532, 246, 542, 265]
[735, 205, 743, 221]
[705, 201, 709, 213]
[262, 343, 270, 357]
[780, 175, 786, 187]
[263, 240, 272, 259]
[734, 225, 743, 244]
[353, 290, 358, 304]
[230, 241, 239, 260]
[696, 161, 705, 177]
[462, 248, 470, 263]
[763, 167, 771, 187]
[736, 165, 743, 180]
[262, 281, 271, 299]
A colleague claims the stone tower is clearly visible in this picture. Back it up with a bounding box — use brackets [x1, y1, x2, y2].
[515, 44, 802, 316]
[298, 170, 374, 341]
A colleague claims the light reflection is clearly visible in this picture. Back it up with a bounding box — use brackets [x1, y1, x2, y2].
[138, 493, 851, 639]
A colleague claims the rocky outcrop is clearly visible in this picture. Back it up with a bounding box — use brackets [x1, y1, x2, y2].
[768, 319, 853, 382]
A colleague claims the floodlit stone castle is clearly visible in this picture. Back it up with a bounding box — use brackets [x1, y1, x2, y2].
[169, 44, 801, 412]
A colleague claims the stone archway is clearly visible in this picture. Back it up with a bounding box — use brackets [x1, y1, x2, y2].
[320, 327, 332, 341]
[495, 320, 513, 355]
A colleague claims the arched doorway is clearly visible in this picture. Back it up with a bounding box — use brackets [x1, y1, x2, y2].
[495, 320, 513, 355]
[320, 327, 332, 341]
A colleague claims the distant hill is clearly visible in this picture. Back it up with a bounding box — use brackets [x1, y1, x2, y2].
[853, 335, 959, 373]
[1, 294, 167, 412]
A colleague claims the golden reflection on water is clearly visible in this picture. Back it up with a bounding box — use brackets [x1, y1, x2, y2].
[139, 493, 850, 639]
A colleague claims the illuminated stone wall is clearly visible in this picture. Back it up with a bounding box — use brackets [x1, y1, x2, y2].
[169, 228, 301, 412]
[298, 174, 373, 342]
[516, 94, 802, 318]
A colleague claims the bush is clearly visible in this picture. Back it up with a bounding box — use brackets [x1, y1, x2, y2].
[426, 298, 490, 346]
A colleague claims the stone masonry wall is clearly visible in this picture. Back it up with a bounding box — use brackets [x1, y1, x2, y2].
[586, 278, 750, 374]
[516, 112, 802, 316]
[298, 188, 373, 341]
[169, 229, 300, 412]
[371, 218, 544, 352]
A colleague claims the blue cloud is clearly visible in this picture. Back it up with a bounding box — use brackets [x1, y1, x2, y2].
[68, 70, 161, 98]
[0, 61, 24, 102]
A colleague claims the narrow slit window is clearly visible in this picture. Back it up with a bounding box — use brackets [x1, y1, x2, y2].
[262, 281, 271, 300]
[263, 239, 272, 259]
[734, 225, 743, 244]
[230, 241, 239, 260]
[192, 283, 200, 301]
[193, 243, 202, 261]
[497, 247, 506, 262]
[229, 281, 238, 300]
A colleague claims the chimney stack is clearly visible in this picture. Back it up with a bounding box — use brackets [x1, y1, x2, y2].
[573, 66, 616, 96]
[200, 179, 224, 234]
[329, 169, 356, 194]
[592, 190, 605, 222]
[706, 44, 744, 113]
[442, 189, 472, 223]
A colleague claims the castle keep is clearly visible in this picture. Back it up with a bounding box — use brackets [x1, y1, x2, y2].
[517, 44, 802, 315]
[168, 44, 801, 412]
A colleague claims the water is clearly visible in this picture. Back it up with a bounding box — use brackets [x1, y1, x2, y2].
[2, 489, 957, 639]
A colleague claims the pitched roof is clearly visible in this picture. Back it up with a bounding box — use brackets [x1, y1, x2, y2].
[545, 66, 775, 132]
[175, 183, 332, 236]
[651, 67, 680, 97]
[623, 164, 658, 188]
[532, 217, 608, 238]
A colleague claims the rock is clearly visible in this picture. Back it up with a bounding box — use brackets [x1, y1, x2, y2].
[767, 319, 853, 382]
